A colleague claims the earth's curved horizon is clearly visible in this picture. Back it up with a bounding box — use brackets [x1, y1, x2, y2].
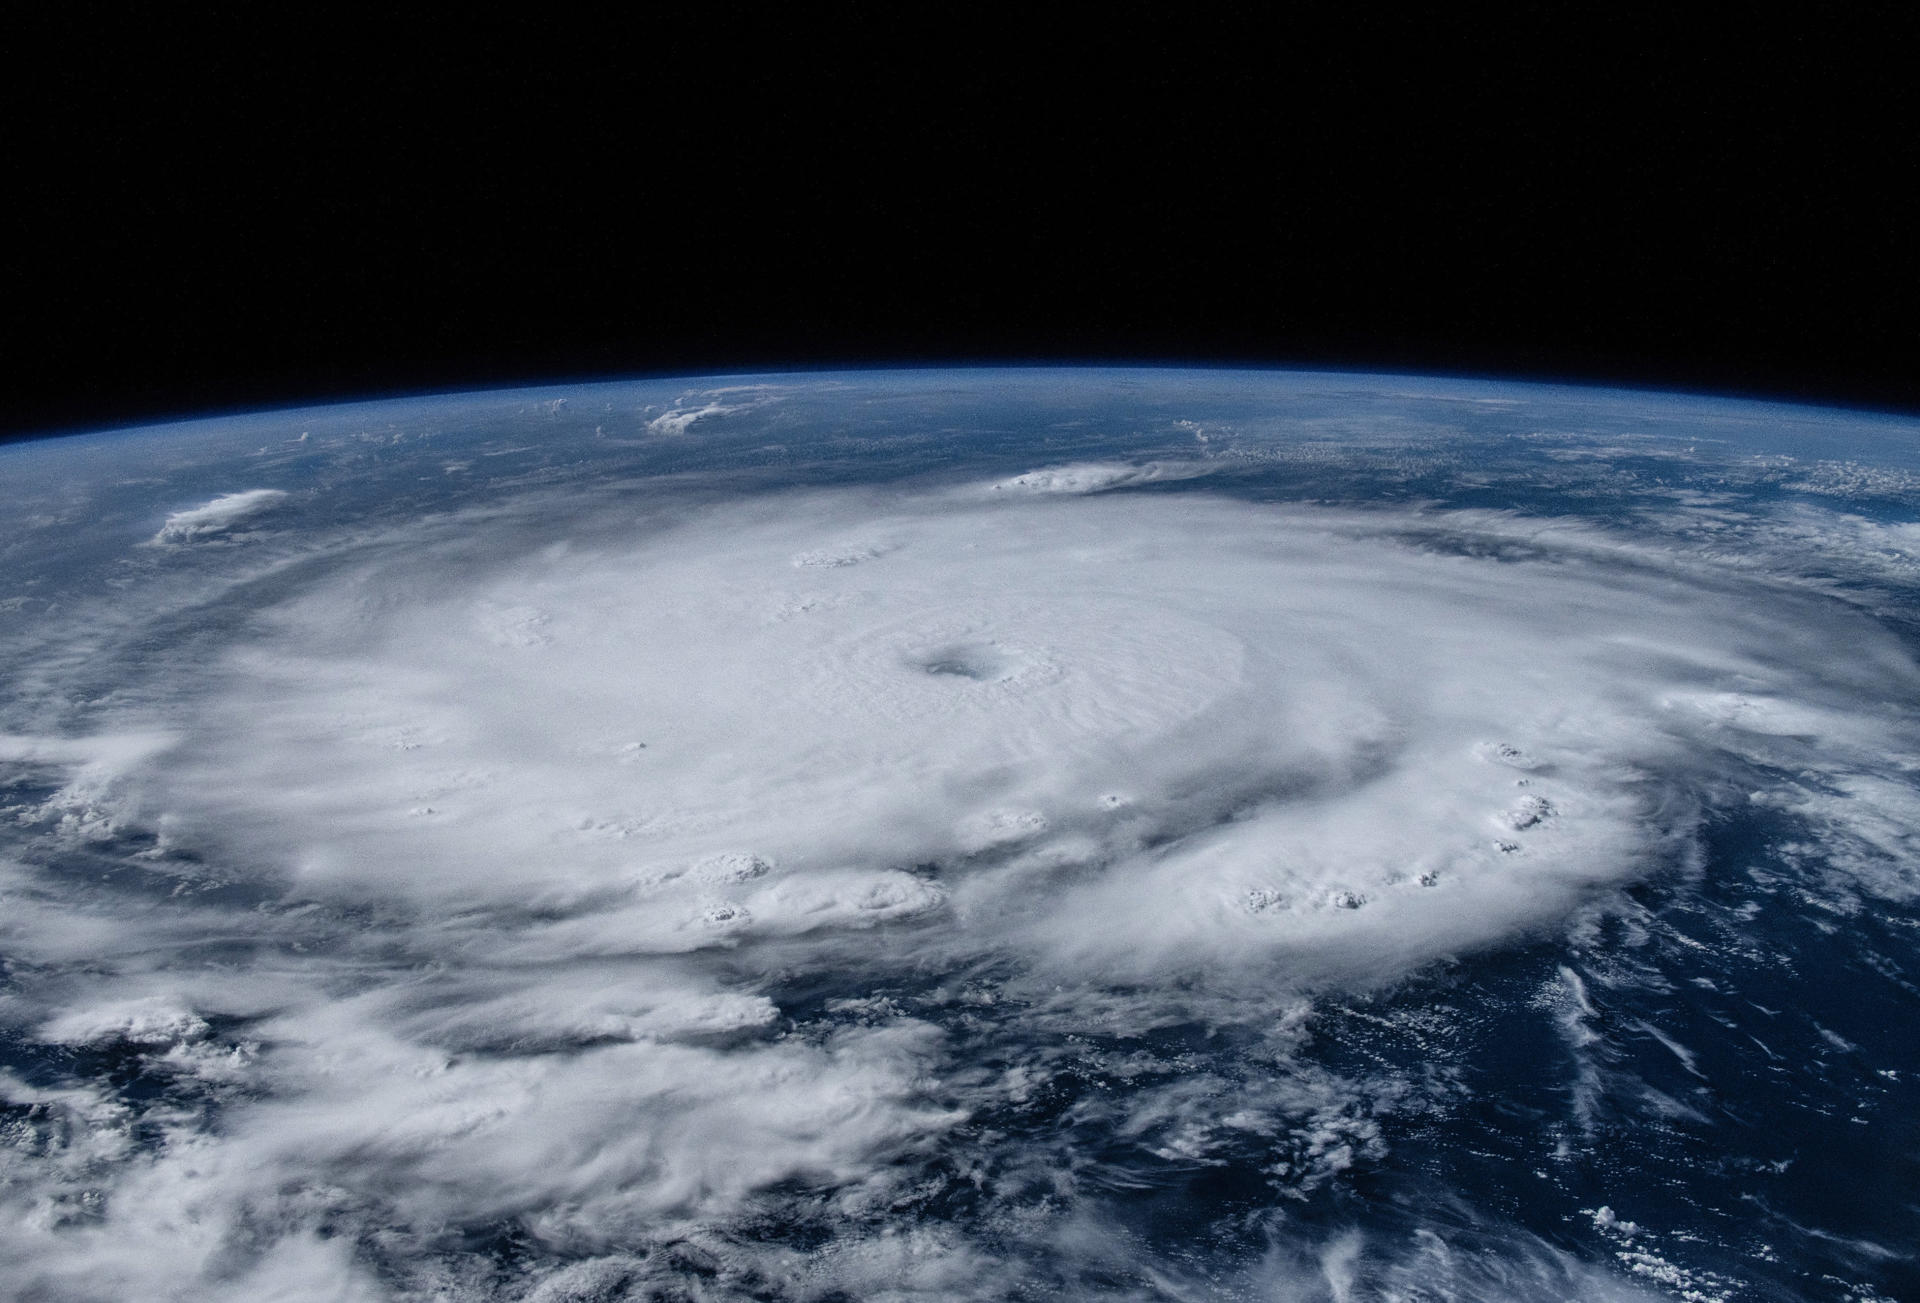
[3, 368, 1917, 1301]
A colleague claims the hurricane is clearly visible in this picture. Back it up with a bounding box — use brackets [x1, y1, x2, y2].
[3, 370, 1917, 1301]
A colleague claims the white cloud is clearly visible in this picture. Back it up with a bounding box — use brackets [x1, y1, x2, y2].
[982, 459, 1209, 495]
[645, 401, 741, 435]
[39, 996, 210, 1047]
[152, 488, 288, 543]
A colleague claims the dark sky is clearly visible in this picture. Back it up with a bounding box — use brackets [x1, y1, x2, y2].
[4, 12, 1916, 440]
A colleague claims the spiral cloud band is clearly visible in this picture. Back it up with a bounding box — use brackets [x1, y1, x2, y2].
[139, 487, 1905, 979]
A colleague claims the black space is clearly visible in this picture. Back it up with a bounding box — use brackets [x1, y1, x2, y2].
[3, 12, 1916, 441]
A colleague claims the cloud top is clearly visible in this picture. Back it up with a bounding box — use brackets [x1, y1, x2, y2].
[153, 488, 287, 543]
[984, 460, 1207, 495]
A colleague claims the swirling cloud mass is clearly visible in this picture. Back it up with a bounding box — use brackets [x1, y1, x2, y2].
[3, 374, 1919, 1301]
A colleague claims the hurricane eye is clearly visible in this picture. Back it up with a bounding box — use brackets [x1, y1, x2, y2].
[912, 642, 1008, 681]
